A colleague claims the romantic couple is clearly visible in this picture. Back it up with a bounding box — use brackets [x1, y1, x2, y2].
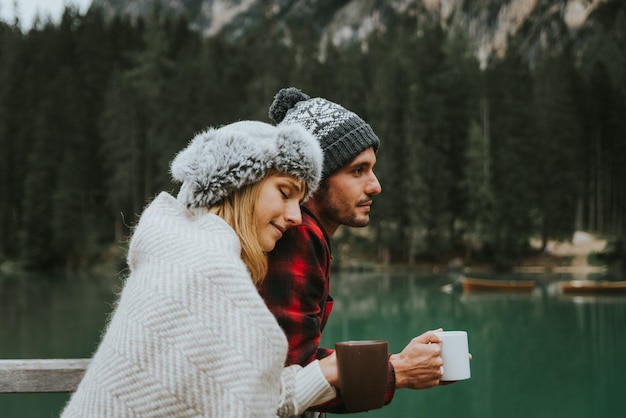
[60, 87, 446, 418]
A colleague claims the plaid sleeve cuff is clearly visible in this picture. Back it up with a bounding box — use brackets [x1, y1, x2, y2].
[384, 357, 396, 405]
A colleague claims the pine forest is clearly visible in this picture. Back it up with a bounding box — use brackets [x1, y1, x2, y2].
[0, 3, 625, 273]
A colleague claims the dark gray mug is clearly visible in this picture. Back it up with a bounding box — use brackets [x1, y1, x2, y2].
[335, 340, 388, 412]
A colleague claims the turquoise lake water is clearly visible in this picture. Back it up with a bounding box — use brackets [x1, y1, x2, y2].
[1, 270, 624, 417]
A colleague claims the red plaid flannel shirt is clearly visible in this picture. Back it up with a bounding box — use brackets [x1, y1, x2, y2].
[258, 207, 396, 413]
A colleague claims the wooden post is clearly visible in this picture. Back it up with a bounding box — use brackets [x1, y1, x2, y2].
[0, 359, 89, 393]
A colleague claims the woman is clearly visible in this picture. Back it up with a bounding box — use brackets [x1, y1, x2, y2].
[61, 121, 337, 417]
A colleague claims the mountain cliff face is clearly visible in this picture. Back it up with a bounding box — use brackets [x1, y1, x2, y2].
[89, 0, 608, 67]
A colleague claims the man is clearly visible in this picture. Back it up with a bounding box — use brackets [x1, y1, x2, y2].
[259, 87, 444, 415]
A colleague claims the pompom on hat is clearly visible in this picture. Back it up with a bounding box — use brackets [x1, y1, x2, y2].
[269, 87, 380, 178]
[171, 120, 323, 208]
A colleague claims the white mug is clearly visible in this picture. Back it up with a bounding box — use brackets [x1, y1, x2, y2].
[435, 330, 471, 381]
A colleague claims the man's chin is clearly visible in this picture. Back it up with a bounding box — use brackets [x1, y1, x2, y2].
[346, 215, 370, 228]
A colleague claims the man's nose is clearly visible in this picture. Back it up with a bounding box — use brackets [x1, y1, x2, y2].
[366, 172, 382, 196]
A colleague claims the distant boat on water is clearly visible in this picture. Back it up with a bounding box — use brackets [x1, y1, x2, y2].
[559, 280, 626, 295]
[461, 276, 535, 292]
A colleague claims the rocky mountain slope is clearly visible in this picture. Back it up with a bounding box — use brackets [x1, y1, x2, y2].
[90, 0, 609, 66]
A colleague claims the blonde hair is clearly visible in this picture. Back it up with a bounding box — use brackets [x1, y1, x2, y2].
[210, 181, 267, 284]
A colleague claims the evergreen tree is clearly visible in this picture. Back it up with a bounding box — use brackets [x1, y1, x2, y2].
[577, 2, 626, 272]
[240, 13, 298, 121]
[100, 14, 180, 238]
[410, 23, 455, 261]
[73, 7, 126, 250]
[436, 29, 481, 254]
[18, 24, 71, 268]
[48, 9, 107, 270]
[462, 118, 494, 261]
[365, 14, 417, 264]
[530, 45, 582, 248]
[0, 22, 23, 260]
[577, 4, 626, 236]
[400, 82, 430, 265]
[484, 35, 535, 268]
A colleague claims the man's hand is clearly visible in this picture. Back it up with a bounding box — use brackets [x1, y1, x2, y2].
[389, 328, 444, 390]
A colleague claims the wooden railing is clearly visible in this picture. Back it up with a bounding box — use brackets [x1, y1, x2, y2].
[0, 359, 88, 393]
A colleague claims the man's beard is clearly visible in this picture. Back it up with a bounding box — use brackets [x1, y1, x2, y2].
[315, 184, 371, 228]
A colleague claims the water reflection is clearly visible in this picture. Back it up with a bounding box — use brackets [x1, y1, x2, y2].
[322, 271, 626, 418]
[0, 271, 120, 417]
[0, 272, 119, 359]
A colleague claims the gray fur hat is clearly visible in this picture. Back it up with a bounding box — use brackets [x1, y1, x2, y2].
[170, 120, 323, 208]
[269, 87, 380, 178]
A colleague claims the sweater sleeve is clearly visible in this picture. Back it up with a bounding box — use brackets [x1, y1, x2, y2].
[277, 361, 336, 417]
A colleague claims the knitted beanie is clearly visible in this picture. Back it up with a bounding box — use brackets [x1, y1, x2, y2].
[269, 87, 380, 178]
[170, 120, 323, 208]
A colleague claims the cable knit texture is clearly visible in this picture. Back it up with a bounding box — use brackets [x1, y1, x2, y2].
[60, 192, 312, 417]
[268, 87, 379, 178]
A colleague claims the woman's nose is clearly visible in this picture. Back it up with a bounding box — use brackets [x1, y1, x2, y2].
[285, 200, 303, 225]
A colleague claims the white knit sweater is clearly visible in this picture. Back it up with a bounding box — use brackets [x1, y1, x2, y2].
[61, 192, 334, 417]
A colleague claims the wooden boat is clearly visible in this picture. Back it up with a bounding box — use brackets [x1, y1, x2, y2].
[560, 280, 626, 295]
[461, 276, 535, 292]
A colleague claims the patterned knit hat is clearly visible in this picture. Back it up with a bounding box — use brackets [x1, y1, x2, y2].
[170, 120, 323, 208]
[269, 87, 380, 178]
